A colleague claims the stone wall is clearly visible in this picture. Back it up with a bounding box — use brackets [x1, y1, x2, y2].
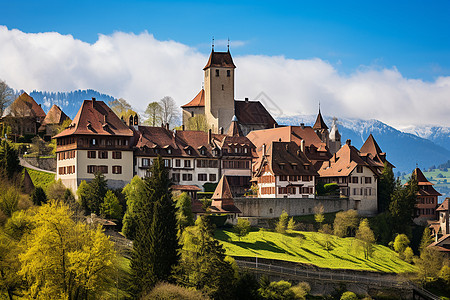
[234, 196, 357, 219]
[23, 157, 56, 172]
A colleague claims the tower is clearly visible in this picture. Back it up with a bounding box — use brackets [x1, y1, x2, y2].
[203, 47, 236, 133]
[328, 117, 341, 155]
[313, 107, 329, 145]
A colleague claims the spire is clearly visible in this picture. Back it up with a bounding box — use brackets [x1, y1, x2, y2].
[212, 175, 233, 200]
[360, 134, 383, 155]
[227, 37, 230, 51]
[227, 115, 243, 137]
[313, 106, 328, 130]
[212, 36, 215, 51]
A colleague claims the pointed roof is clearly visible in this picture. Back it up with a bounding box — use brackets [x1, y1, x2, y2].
[234, 100, 277, 127]
[41, 105, 70, 125]
[212, 175, 233, 200]
[436, 198, 449, 211]
[413, 168, 434, 185]
[329, 117, 341, 140]
[53, 99, 133, 138]
[203, 50, 236, 70]
[313, 109, 328, 130]
[227, 116, 243, 137]
[181, 89, 205, 108]
[360, 134, 383, 155]
[4, 92, 46, 119]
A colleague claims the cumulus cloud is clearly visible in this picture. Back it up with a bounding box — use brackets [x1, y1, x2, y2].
[0, 26, 448, 128]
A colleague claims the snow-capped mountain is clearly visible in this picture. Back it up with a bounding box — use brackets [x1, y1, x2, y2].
[400, 125, 450, 152]
[277, 115, 450, 175]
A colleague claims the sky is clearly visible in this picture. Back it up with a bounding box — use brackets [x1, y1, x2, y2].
[1, 0, 450, 128]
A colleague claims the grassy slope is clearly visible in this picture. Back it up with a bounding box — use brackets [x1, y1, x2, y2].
[215, 229, 416, 274]
[25, 167, 55, 190]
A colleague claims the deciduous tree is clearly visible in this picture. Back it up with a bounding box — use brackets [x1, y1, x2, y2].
[333, 209, 359, 237]
[100, 190, 122, 219]
[355, 218, 375, 259]
[144, 102, 162, 126]
[234, 218, 251, 240]
[0, 80, 14, 116]
[175, 192, 194, 236]
[276, 210, 289, 233]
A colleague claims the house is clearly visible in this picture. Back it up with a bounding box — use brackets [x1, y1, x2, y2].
[181, 47, 277, 135]
[427, 198, 450, 255]
[410, 168, 441, 224]
[1, 92, 46, 137]
[38, 104, 71, 140]
[210, 175, 241, 225]
[252, 141, 318, 198]
[317, 139, 379, 215]
[54, 98, 135, 192]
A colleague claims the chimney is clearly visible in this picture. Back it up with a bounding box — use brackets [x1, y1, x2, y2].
[165, 123, 169, 130]
[273, 124, 277, 128]
[39, 104, 41, 107]
[181, 124, 185, 131]
[245, 97, 249, 102]
[300, 140, 305, 152]
[208, 129, 212, 144]
[219, 127, 224, 134]
[346, 139, 351, 146]
[300, 123, 305, 129]
[92, 97, 96, 102]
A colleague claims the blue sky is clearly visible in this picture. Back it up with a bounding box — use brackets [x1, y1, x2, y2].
[3, 0, 450, 80]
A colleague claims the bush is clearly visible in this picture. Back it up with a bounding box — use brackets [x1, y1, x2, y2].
[234, 218, 251, 240]
[142, 282, 209, 300]
[341, 291, 358, 300]
[276, 211, 289, 233]
[31, 187, 47, 206]
[393, 234, 410, 254]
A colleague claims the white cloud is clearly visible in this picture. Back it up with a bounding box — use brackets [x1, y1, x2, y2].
[0, 26, 449, 128]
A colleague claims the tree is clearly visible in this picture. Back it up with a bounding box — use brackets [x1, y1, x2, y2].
[234, 218, 251, 240]
[176, 192, 195, 236]
[30, 186, 47, 206]
[333, 209, 359, 237]
[30, 136, 52, 157]
[258, 280, 309, 300]
[276, 210, 289, 233]
[46, 179, 67, 202]
[0, 80, 14, 117]
[76, 180, 90, 212]
[0, 186, 19, 217]
[419, 227, 434, 253]
[378, 163, 395, 213]
[81, 172, 108, 215]
[0, 231, 23, 299]
[100, 190, 122, 219]
[187, 115, 208, 131]
[404, 247, 414, 263]
[159, 96, 178, 127]
[355, 218, 375, 259]
[130, 156, 178, 296]
[287, 217, 296, 231]
[393, 234, 410, 254]
[389, 175, 418, 235]
[414, 247, 444, 284]
[0, 140, 21, 179]
[122, 176, 147, 240]
[173, 216, 235, 300]
[18, 201, 116, 299]
[108, 98, 132, 116]
[314, 204, 325, 229]
[144, 102, 162, 126]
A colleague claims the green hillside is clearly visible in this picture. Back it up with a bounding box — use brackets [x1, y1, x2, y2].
[25, 167, 56, 190]
[215, 229, 416, 274]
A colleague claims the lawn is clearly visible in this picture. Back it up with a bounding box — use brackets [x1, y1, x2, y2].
[215, 229, 416, 274]
[24, 167, 55, 190]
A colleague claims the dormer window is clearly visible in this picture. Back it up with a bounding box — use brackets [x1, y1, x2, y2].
[167, 148, 172, 154]
[227, 70, 230, 77]
[200, 149, 206, 155]
[216, 69, 219, 77]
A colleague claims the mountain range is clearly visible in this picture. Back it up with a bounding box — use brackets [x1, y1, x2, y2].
[26, 90, 449, 175]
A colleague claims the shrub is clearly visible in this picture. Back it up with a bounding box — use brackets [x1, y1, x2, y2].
[234, 218, 251, 240]
[276, 211, 289, 233]
[341, 291, 358, 300]
[142, 282, 209, 300]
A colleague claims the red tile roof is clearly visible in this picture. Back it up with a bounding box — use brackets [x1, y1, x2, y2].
[181, 89, 205, 108]
[172, 185, 201, 191]
[359, 134, 394, 169]
[235, 100, 277, 127]
[54, 99, 133, 138]
[203, 50, 236, 70]
[5, 92, 46, 119]
[413, 168, 434, 185]
[210, 175, 241, 214]
[41, 105, 70, 125]
[436, 198, 449, 211]
[227, 117, 243, 137]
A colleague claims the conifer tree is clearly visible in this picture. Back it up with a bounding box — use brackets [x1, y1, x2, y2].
[130, 156, 178, 296]
[122, 176, 147, 240]
[378, 162, 395, 213]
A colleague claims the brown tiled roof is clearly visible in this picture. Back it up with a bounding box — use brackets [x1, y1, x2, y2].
[413, 168, 434, 185]
[42, 105, 70, 125]
[235, 100, 277, 127]
[210, 175, 241, 214]
[227, 117, 243, 137]
[428, 234, 450, 252]
[436, 198, 449, 211]
[181, 89, 205, 108]
[360, 134, 394, 169]
[313, 110, 328, 130]
[318, 143, 378, 177]
[254, 141, 318, 177]
[53, 99, 133, 138]
[5, 92, 46, 119]
[203, 50, 236, 70]
[172, 185, 201, 191]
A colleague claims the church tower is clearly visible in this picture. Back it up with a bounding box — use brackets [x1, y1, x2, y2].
[328, 117, 341, 155]
[313, 107, 329, 146]
[203, 46, 236, 133]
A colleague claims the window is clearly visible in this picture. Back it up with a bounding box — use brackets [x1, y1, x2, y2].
[142, 158, 150, 167]
[221, 84, 224, 90]
[87, 165, 108, 174]
[98, 151, 108, 159]
[90, 138, 96, 146]
[163, 159, 171, 168]
[198, 173, 207, 181]
[227, 70, 230, 77]
[365, 177, 371, 184]
[184, 160, 191, 168]
[191, 111, 194, 117]
[167, 148, 172, 154]
[87, 165, 96, 174]
[175, 159, 181, 167]
[353, 188, 358, 195]
[172, 173, 180, 182]
[197, 159, 219, 168]
[88, 151, 96, 159]
[215, 69, 219, 77]
[352, 176, 358, 184]
[112, 166, 122, 174]
[279, 175, 288, 181]
[200, 149, 206, 155]
[209, 174, 216, 182]
[357, 166, 363, 173]
[112, 151, 122, 159]
[182, 173, 192, 181]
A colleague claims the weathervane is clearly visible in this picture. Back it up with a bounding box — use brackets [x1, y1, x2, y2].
[227, 37, 230, 51]
[212, 36, 214, 51]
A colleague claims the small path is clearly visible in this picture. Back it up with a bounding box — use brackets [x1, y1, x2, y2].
[19, 158, 56, 175]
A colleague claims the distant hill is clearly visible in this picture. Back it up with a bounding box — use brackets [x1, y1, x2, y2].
[28, 89, 115, 119]
[277, 115, 450, 175]
[401, 125, 450, 153]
